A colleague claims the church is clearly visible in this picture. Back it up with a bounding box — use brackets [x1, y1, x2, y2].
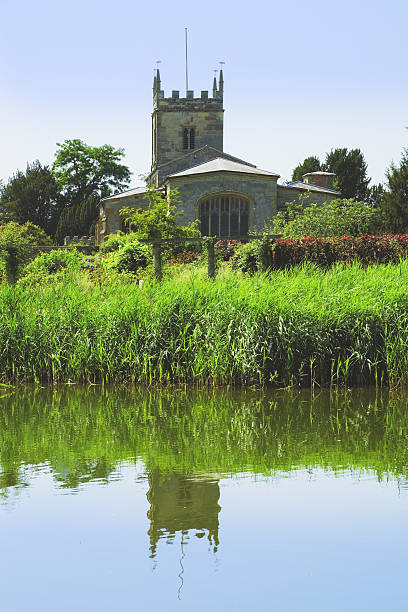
[96, 70, 339, 244]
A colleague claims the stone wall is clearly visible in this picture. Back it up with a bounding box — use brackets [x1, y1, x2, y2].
[166, 172, 279, 231]
[152, 91, 224, 171]
[64, 235, 95, 247]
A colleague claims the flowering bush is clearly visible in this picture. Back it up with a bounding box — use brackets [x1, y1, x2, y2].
[231, 234, 408, 272]
[215, 240, 242, 261]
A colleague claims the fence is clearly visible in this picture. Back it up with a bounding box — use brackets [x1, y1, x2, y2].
[139, 235, 282, 281]
[1, 235, 282, 284]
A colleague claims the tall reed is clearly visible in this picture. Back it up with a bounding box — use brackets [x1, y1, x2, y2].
[1, 261, 408, 387]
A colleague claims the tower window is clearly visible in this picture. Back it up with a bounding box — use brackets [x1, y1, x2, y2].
[199, 195, 249, 237]
[183, 127, 196, 150]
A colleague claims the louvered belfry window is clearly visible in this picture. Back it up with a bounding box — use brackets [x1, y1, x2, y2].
[199, 196, 249, 237]
[183, 127, 195, 150]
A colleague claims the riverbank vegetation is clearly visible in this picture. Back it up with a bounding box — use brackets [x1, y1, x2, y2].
[1, 256, 408, 388]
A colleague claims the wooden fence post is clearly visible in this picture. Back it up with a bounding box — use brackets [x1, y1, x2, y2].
[207, 238, 216, 279]
[152, 242, 162, 282]
[259, 238, 270, 273]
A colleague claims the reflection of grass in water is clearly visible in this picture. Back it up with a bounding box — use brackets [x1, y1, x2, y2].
[1, 387, 408, 494]
[2, 263, 408, 386]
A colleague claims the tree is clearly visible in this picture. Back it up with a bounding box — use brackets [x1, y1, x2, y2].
[52, 139, 131, 242]
[53, 139, 131, 208]
[0, 222, 53, 283]
[291, 156, 322, 182]
[54, 195, 100, 244]
[367, 183, 385, 208]
[0, 161, 62, 236]
[270, 198, 384, 238]
[380, 149, 408, 231]
[119, 184, 198, 240]
[323, 148, 370, 201]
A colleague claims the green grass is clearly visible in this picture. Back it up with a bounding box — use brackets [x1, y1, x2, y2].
[1, 261, 408, 386]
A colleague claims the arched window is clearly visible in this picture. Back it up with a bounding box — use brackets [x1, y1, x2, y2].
[199, 195, 249, 237]
[183, 127, 196, 150]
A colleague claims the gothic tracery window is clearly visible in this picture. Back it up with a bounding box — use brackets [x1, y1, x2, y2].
[183, 127, 195, 150]
[199, 195, 249, 237]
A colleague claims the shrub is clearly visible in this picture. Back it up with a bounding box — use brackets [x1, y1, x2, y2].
[99, 232, 129, 254]
[230, 234, 408, 272]
[108, 240, 150, 273]
[18, 249, 84, 286]
[0, 222, 53, 283]
[231, 242, 259, 273]
[215, 240, 242, 261]
[271, 198, 384, 239]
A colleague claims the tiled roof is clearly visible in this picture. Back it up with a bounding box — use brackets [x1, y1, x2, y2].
[101, 187, 147, 202]
[282, 181, 340, 195]
[168, 157, 280, 178]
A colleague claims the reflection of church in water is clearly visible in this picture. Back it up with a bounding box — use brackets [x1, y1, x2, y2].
[146, 470, 220, 558]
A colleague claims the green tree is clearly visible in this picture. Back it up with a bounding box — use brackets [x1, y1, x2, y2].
[53, 139, 131, 208]
[270, 198, 384, 238]
[323, 148, 370, 201]
[55, 195, 100, 244]
[52, 139, 131, 242]
[291, 156, 322, 182]
[380, 149, 408, 231]
[0, 161, 62, 235]
[0, 222, 53, 283]
[119, 184, 198, 240]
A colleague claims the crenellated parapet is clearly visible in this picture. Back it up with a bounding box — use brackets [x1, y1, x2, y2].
[151, 69, 224, 175]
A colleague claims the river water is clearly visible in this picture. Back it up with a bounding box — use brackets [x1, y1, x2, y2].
[0, 387, 407, 611]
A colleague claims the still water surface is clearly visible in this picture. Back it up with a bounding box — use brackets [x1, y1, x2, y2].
[1, 387, 408, 611]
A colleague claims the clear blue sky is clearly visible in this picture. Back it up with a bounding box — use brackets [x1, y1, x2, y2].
[1, 0, 407, 187]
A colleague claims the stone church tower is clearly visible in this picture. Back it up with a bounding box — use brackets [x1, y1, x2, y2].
[149, 70, 225, 186]
[96, 69, 340, 244]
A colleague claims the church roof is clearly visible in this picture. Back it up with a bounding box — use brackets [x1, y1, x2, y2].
[100, 186, 147, 202]
[168, 157, 280, 178]
[281, 181, 340, 195]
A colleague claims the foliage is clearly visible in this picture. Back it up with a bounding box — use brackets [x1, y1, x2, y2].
[99, 231, 130, 253]
[120, 183, 199, 245]
[379, 149, 408, 232]
[231, 241, 259, 273]
[55, 194, 99, 244]
[107, 240, 150, 274]
[0, 221, 53, 246]
[290, 148, 371, 201]
[53, 139, 131, 208]
[247, 233, 408, 270]
[270, 198, 384, 238]
[291, 156, 321, 182]
[3, 262, 408, 388]
[367, 183, 385, 208]
[0, 161, 62, 235]
[324, 148, 370, 200]
[53, 139, 131, 243]
[215, 239, 242, 261]
[18, 249, 84, 287]
[0, 222, 53, 283]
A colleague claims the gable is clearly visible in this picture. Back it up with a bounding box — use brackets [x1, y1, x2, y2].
[148, 146, 257, 186]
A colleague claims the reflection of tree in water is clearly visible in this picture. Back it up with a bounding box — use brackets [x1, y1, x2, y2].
[146, 470, 220, 559]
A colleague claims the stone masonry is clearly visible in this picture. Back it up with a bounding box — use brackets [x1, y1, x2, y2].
[96, 69, 340, 244]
